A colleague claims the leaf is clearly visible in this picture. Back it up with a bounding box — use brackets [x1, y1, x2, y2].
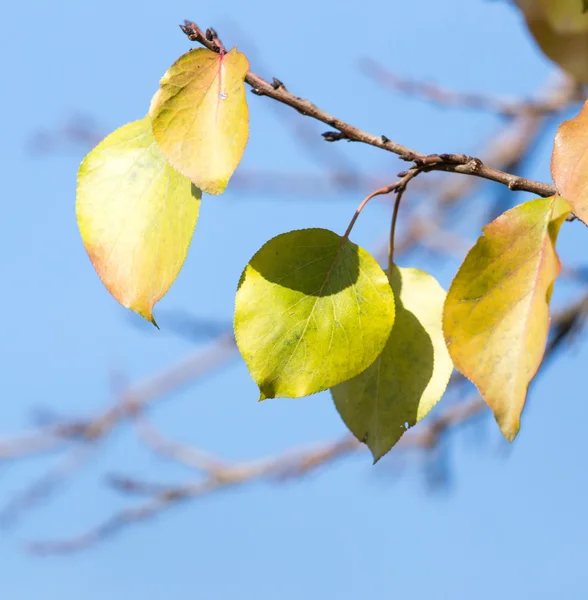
[552, 100, 588, 224]
[332, 266, 453, 463]
[443, 196, 571, 441]
[234, 228, 395, 400]
[517, 0, 588, 33]
[516, 0, 588, 82]
[76, 116, 201, 325]
[149, 47, 250, 195]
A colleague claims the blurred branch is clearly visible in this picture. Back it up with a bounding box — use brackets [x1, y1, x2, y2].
[27, 120, 388, 198]
[26, 114, 102, 155]
[133, 415, 229, 474]
[0, 332, 237, 461]
[29, 395, 486, 554]
[25, 291, 588, 554]
[359, 58, 574, 117]
[0, 448, 94, 527]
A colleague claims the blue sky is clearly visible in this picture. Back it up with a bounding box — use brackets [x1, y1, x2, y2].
[1, 0, 588, 598]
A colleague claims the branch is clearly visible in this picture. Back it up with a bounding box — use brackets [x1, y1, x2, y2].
[180, 20, 563, 198]
[0, 332, 237, 461]
[27, 396, 483, 554]
[375, 75, 578, 262]
[26, 289, 588, 554]
[359, 58, 578, 117]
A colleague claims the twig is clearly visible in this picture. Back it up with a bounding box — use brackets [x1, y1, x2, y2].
[375, 74, 580, 263]
[180, 20, 560, 198]
[226, 22, 364, 190]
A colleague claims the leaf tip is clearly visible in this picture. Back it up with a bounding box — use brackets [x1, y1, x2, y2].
[502, 426, 520, 443]
[133, 304, 159, 329]
[200, 178, 228, 196]
[498, 415, 520, 443]
[371, 452, 382, 466]
[364, 434, 386, 464]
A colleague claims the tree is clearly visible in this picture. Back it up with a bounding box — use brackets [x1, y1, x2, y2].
[2, 2, 588, 559]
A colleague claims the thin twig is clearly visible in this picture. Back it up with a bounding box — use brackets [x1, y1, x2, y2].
[181, 20, 560, 198]
[375, 74, 580, 263]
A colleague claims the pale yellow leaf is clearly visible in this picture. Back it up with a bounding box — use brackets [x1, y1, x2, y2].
[150, 47, 250, 195]
[76, 116, 201, 324]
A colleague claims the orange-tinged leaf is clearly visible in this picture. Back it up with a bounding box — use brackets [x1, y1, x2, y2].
[149, 47, 250, 195]
[443, 196, 570, 441]
[76, 116, 201, 324]
[552, 100, 588, 224]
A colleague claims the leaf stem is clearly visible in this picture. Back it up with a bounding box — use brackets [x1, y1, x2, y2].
[388, 190, 403, 270]
[343, 185, 396, 241]
[388, 168, 423, 270]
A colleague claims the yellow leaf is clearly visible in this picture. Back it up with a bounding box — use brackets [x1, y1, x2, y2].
[517, 0, 588, 33]
[516, 0, 588, 82]
[332, 266, 453, 463]
[76, 116, 201, 324]
[552, 99, 588, 224]
[443, 196, 570, 441]
[149, 47, 250, 195]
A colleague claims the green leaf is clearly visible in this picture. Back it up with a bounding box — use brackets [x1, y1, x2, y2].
[149, 47, 250, 195]
[443, 196, 570, 442]
[234, 228, 395, 400]
[76, 115, 201, 325]
[332, 266, 453, 463]
[552, 99, 588, 225]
